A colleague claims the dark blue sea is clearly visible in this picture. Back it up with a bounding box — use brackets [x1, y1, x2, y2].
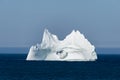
[0, 48, 120, 80]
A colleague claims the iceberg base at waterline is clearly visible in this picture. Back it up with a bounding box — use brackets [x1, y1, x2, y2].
[26, 29, 97, 61]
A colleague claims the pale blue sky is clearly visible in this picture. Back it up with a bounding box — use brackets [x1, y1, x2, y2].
[0, 0, 120, 48]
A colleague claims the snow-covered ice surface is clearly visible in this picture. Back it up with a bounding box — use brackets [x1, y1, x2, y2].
[26, 29, 97, 61]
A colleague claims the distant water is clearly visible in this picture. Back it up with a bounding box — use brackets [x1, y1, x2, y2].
[0, 48, 120, 80]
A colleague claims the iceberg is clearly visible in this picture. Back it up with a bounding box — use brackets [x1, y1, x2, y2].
[26, 29, 97, 61]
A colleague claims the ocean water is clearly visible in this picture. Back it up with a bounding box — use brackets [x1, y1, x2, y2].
[0, 48, 120, 80]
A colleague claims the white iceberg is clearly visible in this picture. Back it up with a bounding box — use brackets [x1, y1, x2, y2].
[26, 29, 97, 61]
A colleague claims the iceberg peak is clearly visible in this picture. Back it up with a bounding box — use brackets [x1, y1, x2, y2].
[26, 29, 97, 61]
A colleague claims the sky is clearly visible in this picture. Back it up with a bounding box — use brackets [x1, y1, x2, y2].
[0, 0, 120, 48]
